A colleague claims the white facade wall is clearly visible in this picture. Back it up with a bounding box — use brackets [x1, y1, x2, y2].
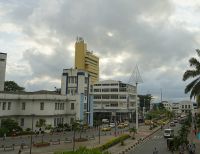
[0, 92, 77, 130]
[93, 80, 136, 113]
[0, 53, 7, 91]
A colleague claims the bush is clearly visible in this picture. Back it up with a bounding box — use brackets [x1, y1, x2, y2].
[54, 147, 110, 154]
[96, 134, 130, 151]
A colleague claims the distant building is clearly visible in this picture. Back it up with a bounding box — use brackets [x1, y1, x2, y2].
[75, 37, 99, 84]
[92, 80, 136, 122]
[162, 100, 197, 115]
[0, 52, 7, 91]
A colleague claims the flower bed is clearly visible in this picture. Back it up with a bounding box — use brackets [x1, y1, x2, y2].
[75, 138, 88, 142]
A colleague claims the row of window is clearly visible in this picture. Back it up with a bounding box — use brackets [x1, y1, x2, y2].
[68, 77, 88, 84]
[21, 102, 44, 110]
[0, 102, 11, 110]
[181, 105, 191, 109]
[94, 95, 127, 99]
[55, 103, 65, 110]
[93, 88, 128, 92]
[54, 117, 64, 126]
[94, 83, 119, 86]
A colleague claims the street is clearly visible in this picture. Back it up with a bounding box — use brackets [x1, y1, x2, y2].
[129, 123, 181, 154]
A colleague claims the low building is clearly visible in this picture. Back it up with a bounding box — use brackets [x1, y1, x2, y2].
[0, 68, 94, 131]
[92, 80, 137, 122]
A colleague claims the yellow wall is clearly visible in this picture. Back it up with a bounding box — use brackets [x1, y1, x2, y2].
[74, 38, 99, 83]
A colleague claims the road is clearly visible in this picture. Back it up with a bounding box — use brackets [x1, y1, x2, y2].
[129, 122, 181, 154]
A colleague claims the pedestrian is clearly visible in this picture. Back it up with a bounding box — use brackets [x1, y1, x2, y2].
[18, 148, 21, 154]
[3, 133, 6, 140]
[191, 143, 196, 154]
[179, 145, 184, 154]
[153, 147, 158, 154]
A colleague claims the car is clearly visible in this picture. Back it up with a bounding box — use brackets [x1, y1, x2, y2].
[109, 123, 115, 128]
[117, 123, 125, 129]
[124, 122, 129, 127]
[101, 125, 111, 131]
[173, 119, 178, 123]
[170, 122, 175, 127]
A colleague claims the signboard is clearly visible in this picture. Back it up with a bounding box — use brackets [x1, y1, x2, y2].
[198, 132, 200, 140]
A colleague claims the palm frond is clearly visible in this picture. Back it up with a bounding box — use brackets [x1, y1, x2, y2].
[183, 70, 200, 81]
[185, 77, 200, 94]
[189, 58, 200, 69]
[190, 80, 200, 99]
[196, 49, 200, 58]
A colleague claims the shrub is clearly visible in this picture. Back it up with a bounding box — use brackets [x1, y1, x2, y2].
[97, 134, 130, 151]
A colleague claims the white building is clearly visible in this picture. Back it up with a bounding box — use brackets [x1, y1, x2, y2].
[92, 80, 136, 122]
[0, 68, 94, 130]
[0, 91, 75, 131]
[0, 52, 7, 91]
[162, 100, 197, 115]
[61, 68, 93, 126]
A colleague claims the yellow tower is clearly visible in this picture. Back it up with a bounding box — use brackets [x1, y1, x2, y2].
[75, 37, 99, 83]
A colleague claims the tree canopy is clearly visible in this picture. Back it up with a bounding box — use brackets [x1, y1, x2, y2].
[4, 81, 25, 92]
[183, 49, 200, 99]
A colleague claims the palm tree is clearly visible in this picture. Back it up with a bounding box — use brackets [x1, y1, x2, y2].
[183, 49, 200, 99]
[129, 127, 137, 139]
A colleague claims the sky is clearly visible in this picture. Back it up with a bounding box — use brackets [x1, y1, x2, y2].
[1, 0, 200, 102]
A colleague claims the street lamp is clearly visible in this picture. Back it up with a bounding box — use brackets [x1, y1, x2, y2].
[30, 114, 35, 154]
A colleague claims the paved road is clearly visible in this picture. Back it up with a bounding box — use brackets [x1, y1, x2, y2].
[129, 123, 181, 154]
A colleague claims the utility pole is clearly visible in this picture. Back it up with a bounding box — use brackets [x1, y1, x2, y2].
[128, 65, 143, 131]
[30, 114, 34, 154]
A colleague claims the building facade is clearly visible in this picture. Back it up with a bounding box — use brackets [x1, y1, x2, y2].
[0, 52, 7, 91]
[0, 92, 76, 131]
[92, 80, 136, 122]
[75, 37, 99, 83]
[163, 101, 197, 115]
[61, 68, 93, 126]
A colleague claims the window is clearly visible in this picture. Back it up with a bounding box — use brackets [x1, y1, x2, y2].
[84, 103, 87, 110]
[2, 102, 6, 110]
[185, 105, 187, 109]
[94, 95, 101, 99]
[22, 102, 26, 110]
[85, 77, 88, 84]
[102, 95, 109, 99]
[71, 103, 74, 110]
[102, 88, 109, 92]
[111, 88, 118, 92]
[111, 95, 118, 99]
[70, 118, 74, 124]
[55, 103, 57, 110]
[182, 105, 184, 109]
[20, 118, 24, 126]
[188, 105, 190, 109]
[40, 102, 44, 110]
[8, 102, 11, 110]
[119, 95, 126, 99]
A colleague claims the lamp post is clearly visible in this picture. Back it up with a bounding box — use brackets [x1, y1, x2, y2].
[30, 114, 35, 154]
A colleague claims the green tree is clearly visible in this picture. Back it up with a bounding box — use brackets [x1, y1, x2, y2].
[4, 81, 25, 92]
[0, 118, 22, 136]
[129, 127, 137, 139]
[138, 94, 153, 111]
[183, 49, 200, 99]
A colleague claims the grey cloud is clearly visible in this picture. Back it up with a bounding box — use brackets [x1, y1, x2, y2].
[1, 0, 199, 100]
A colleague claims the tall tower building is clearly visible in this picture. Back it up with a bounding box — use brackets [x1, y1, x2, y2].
[75, 37, 99, 83]
[0, 52, 7, 91]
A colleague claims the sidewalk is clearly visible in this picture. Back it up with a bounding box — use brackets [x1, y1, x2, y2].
[188, 129, 200, 152]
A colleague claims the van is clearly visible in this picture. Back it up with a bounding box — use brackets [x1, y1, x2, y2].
[164, 129, 174, 138]
[102, 119, 109, 123]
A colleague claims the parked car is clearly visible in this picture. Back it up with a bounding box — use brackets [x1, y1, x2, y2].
[173, 119, 178, 123]
[109, 123, 115, 128]
[101, 125, 111, 131]
[117, 123, 125, 129]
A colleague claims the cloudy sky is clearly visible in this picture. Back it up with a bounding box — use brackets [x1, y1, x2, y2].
[1, 0, 200, 102]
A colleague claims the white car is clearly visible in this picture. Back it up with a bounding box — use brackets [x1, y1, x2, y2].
[164, 129, 174, 138]
[109, 123, 115, 128]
